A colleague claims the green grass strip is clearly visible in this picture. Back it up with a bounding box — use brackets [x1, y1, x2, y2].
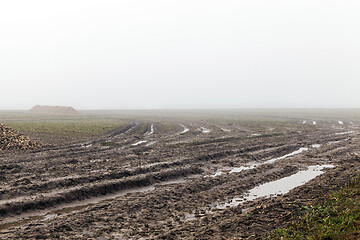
[272, 175, 360, 240]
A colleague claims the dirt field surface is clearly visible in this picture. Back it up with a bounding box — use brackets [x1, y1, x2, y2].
[0, 109, 360, 239]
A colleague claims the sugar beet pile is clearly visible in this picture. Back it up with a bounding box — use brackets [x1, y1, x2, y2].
[0, 124, 41, 151]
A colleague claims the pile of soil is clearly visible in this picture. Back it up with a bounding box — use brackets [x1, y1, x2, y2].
[28, 105, 80, 116]
[0, 124, 41, 151]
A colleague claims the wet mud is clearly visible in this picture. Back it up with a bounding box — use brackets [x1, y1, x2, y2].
[0, 117, 360, 239]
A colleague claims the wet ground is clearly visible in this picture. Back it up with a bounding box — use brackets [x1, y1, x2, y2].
[1, 112, 360, 239]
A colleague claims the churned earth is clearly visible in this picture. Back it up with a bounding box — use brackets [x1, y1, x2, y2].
[0, 110, 359, 239]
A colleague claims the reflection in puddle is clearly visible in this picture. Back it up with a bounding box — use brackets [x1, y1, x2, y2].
[146, 124, 154, 136]
[180, 124, 189, 134]
[211, 171, 224, 177]
[145, 141, 157, 146]
[221, 128, 231, 132]
[132, 140, 147, 146]
[335, 131, 355, 136]
[264, 147, 308, 164]
[211, 147, 310, 177]
[42, 214, 57, 221]
[250, 133, 261, 137]
[229, 163, 258, 173]
[216, 164, 334, 209]
[201, 127, 211, 133]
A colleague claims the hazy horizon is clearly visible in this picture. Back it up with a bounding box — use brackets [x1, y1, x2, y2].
[1, 1, 359, 110]
[4, 107, 360, 112]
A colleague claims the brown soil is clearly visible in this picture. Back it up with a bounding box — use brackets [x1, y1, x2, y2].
[28, 105, 80, 115]
[0, 117, 359, 239]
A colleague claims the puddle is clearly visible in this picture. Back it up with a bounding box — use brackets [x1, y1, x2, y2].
[90, 159, 103, 163]
[335, 131, 355, 135]
[311, 144, 321, 148]
[146, 124, 154, 136]
[265, 147, 309, 164]
[124, 124, 137, 134]
[221, 128, 231, 132]
[229, 163, 258, 173]
[145, 141, 157, 146]
[338, 121, 344, 125]
[250, 133, 261, 137]
[180, 124, 189, 134]
[211, 171, 224, 177]
[42, 214, 57, 221]
[210, 147, 310, 177]
[313, 121, 317, 125]
[131, 140, 147, 146]
[216, 164, 335, 209]
[200, 127, 211, 133]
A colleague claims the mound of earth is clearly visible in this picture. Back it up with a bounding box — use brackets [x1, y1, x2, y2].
[28, 105, 80, 115]
[0, 124, 42, 151]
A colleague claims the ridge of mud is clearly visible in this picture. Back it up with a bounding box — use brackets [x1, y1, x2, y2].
[0, 160, 191, 199]
[0, 166, 202, 218]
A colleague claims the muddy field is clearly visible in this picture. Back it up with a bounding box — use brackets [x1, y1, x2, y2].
[1, 110, 360, 239]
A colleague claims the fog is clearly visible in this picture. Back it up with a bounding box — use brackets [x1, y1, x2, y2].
[1, 0, 359, 110]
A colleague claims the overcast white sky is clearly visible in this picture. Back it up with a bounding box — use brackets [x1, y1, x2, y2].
[1, 0, 359, 110]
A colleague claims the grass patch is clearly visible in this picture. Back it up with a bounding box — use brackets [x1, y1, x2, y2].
[271, 175, 360, 240]
[133, 123, 149, 135]
[157, 122, 178, 133]
[3, 119, 128, 138]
